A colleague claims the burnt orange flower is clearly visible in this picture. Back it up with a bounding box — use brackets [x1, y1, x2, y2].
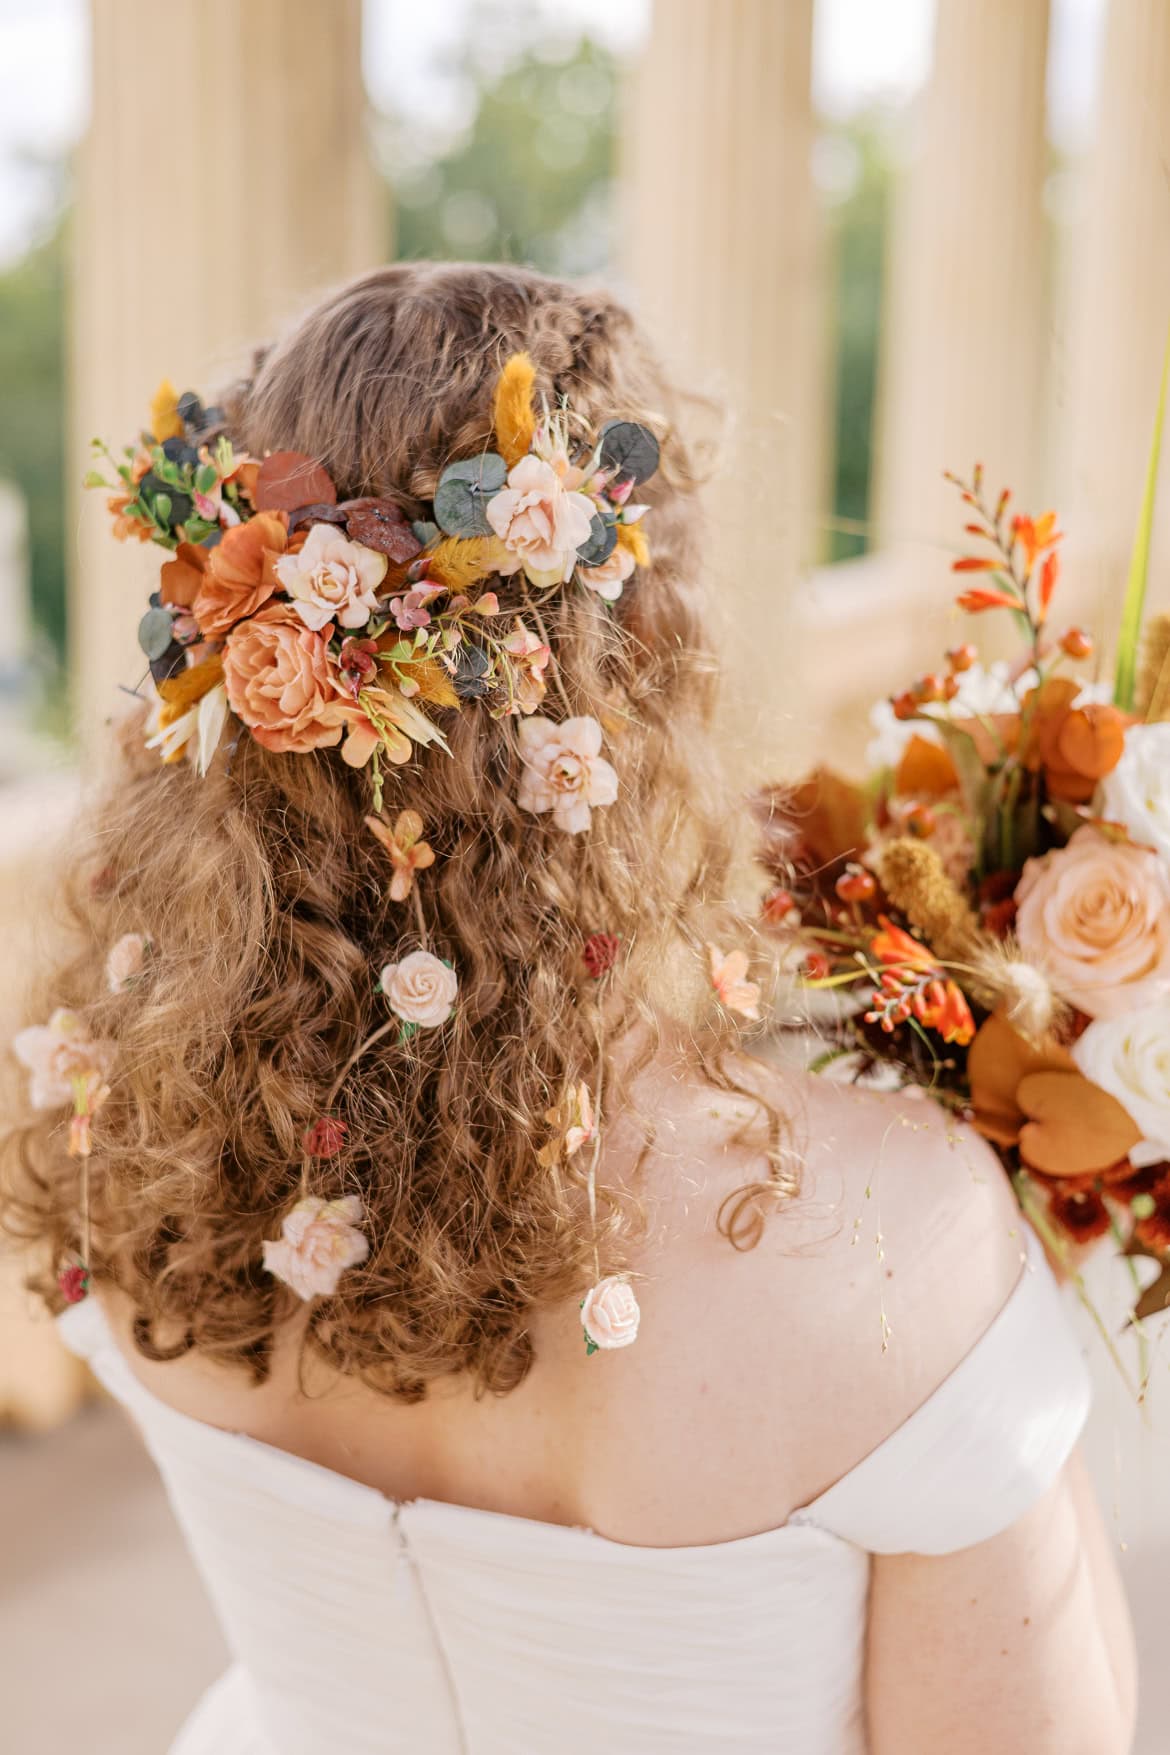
[1013, 510, 1061, 573]
[159, 539, 208, 608]
[1021, 676, 1129, 805]
[192, 511, 289, 639]
[914, 977, 976, 1046]
[967, 1011, 1142, 1177]
[893, 736, 960, 799]
[364, 808, 435, 902]
[956, 584, 1022, 613]
[870, 916, 937, 974]
[107, 492, 153, 544]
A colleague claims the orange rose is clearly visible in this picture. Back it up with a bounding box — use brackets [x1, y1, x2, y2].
[192, 512, 289, 639]
[222, 603, 344, 754]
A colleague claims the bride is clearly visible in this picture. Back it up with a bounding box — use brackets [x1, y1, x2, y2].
[5, 262, 1134, 1753]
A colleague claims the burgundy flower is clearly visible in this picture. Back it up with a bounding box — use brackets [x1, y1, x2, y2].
[303, 1117, 348, 1159]
[582, 932, 620, 978]
[58, 1265, 90, 1304]
[1047, 1186, 1111, 1244]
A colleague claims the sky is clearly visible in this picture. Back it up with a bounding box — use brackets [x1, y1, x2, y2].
[0, 0, 1109, 268]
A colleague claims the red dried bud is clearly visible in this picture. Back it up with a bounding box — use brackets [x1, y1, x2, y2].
[1059, 627, 1094, 661]
[891, 690, 918, 722]
[762, 886, 797, 924]
[804, 951, 832, 982]
[912, 673, 947, 705]
[946, 642, 978, 673]
[582, 932, 620, 978]
[905, 804, 937, 839]
[835, 866, 876, 905]
[303, 1117, 348, 1158]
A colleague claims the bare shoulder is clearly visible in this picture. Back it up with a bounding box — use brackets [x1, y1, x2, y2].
[611, 1051, 1029, 1513]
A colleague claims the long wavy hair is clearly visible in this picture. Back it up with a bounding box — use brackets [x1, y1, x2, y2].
[3, 262, 784, 1400]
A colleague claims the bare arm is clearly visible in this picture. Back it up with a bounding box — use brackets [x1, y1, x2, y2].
[866, 1450, 1136, 1755]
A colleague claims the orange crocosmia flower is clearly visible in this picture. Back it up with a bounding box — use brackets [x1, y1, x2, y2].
[1036, 550, 1060, 625]
[955, 585, 1022, 613]
[951, 556, 1001, 573]
[364, 808, 435, 903]
[914, 977, 975, 1047]
[1021, 676, 1129, 805]
[1013, 510, 1062, 573]
[707, 944, 761, 1020]
[192, 511, 289, 640]
[870, 916, 938, 975]
[966, 1011, 1142, 1177]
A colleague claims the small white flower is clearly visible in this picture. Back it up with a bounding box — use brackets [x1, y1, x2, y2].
[1098, 723, 1170, 867]
[516, 715, 618, 834]
[106, 933, 149, 994]
[580, 1275, 640, 1353]
[380, 949, 458, 1029]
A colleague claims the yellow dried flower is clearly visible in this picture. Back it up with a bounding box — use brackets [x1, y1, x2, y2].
[149, 377, 184, 442]
[877, 837, 979, 961]
[492, 352, 537, 467]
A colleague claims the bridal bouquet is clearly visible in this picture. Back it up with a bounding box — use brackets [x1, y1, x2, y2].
[757, 460, 1170, 1341]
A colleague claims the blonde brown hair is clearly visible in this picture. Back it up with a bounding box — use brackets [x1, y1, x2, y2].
[4, 262, 780, 1399]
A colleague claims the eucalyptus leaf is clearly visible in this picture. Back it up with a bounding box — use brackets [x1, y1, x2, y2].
[411, 519, 440, 547]
[433, 452, 507, 537]
[138, 605, 175, 662]
[598, 419, 659, 485]
[578, 513, 617, 566]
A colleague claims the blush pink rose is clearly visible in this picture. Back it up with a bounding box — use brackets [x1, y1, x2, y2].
[222, 603, 345, 755]
[581, 1275, 641, 1351]
[274, 523, 388, 632]
[106, 932, 148, 994]
[262, 1195, 369, 1301]
[516, 715, 618, 834]
[578, 543, 635, 602]
[486, 455, 596, 584]
[14, 1009, 115, 1109]
[380, 949, 458, 1028]
[1014, 825, 1170, 1018]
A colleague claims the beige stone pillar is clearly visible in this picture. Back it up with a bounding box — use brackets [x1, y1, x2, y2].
[875, 0, 1051, 581]
[72, 0, 384, 742]
[621, 0, 824, 776]
[1059, 0, 1170, 629]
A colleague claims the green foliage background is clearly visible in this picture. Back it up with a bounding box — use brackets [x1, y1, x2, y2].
[0, 28, 888, 683]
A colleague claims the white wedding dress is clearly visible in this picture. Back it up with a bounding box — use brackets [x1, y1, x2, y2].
[60, 1228, 1088, 1755]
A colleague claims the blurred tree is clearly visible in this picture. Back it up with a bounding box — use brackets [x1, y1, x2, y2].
[0, 218, 66, 660]
[389, 31, 617, 274]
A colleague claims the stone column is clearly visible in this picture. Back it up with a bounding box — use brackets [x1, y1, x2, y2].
[875, 0, 1051, 579]
[621, 0, 824, 775]
[71, 0, 384, 742]
[1058, 0, 1170, 629]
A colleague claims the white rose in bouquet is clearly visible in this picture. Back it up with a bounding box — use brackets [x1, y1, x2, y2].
[1098, 722, 1170, 866]
[1072, 1003, 1170, 1168]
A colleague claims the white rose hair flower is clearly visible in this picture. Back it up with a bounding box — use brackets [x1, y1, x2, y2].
[516, 715, 618, 835]
[580, 1275, 641, 1354]
[14, 1009, 115, 1110]
[105, 932, 149, 994]
[380, 949, 458, 1029]
[1072, 1004, 1170, 1168]
[274, 522, 388, 631]
[262, 1195, 370, 1301]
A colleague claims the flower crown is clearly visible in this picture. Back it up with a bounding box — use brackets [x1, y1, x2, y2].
[86, 354, 659, 815]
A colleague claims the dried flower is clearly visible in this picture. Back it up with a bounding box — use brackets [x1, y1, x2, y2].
[877, 838, 979, 961]
[580, 1275, 641, 1354]
[1047, 1186, 1111, 1243]
[1021, 676, 1128, 805]
[365, 809, 435, 902]
[262, 1195, 369, 1301]
[707, 944, 762, 1020]
[1137, 612, 1170, 722]
[149, 378, 184, 442]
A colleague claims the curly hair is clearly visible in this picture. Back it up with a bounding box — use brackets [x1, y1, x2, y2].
[2, 262, 784, 1400]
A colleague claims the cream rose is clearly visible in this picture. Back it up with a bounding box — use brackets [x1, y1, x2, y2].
[106, 932, 148, 994]
[578, 543, 635, 602]
[1098, 723, 1170, 866]
[1014, 825, 1170, 1018]
[516, 714, 618, 835]
[1072, 1004, 1170, 1167]
[581, 1275, 641, 1352]
[275, 523, 388, 632]
[486, 454, 596, 584]
[262, 1195, 369, 1301]
[13, 1009, 115, 1110]
[380, 949, 458, 1028]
